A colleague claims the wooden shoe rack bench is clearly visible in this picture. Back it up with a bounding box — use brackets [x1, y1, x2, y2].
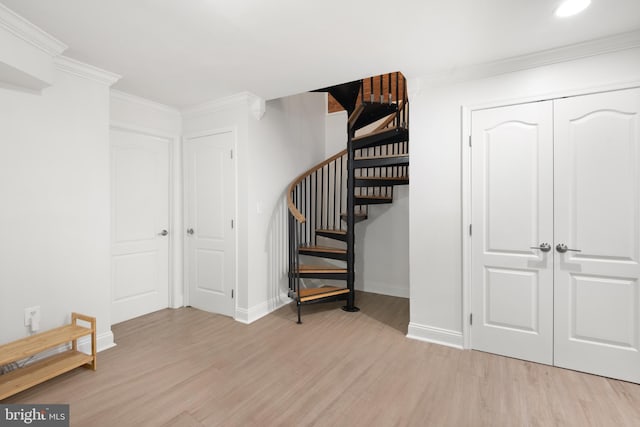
[0, 312, 96, 400]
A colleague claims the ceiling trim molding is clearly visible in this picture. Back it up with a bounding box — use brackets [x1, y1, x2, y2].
[0, 3, 67, 56]
[110, 89, 180, 115]
[419, 29, 640, 87]
[181, 91, 261, 118]
[54, 56, 121, 86]
[250, 96, 266, 120]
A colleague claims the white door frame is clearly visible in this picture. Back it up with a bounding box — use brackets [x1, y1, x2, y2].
[461, 80, 640, 350]
[182, 127, 238, 317]
[110, 121, 182, 310]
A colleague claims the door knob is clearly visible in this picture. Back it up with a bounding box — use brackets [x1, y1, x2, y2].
[556, 243, 581, 253]
[530, 243, 551, 252]
[187, 228, 194, 235]
[159, 229, 168, 236]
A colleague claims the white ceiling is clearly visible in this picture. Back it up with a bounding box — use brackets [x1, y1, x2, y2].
[3, 0, 640, 108]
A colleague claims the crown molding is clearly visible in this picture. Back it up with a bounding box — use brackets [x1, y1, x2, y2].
[181, 91, 264, 118]
[250, 96, 266, 120]
[419, 29, 640, 87]
[0, 3, 67, 56]
[110, 89, 180, 115]
[54, 56, 121, 86]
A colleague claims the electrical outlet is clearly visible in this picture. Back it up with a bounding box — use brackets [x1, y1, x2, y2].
[24, 306, 40, 331]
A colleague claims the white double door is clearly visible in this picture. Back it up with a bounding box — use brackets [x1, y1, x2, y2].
[471, 88, 640, 383]
[184, 131, 236, 317]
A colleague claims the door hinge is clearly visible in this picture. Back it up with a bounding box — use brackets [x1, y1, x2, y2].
[470, 313, 473, 325]
[468, 135, 472, 147]
[469, 224, 472, 235]
[230, 149, 233, 159]
[231, 219, 234, 229]
[231, 289, 234, 299]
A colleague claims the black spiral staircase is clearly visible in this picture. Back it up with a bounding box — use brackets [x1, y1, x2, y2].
[287, 72, 409, 323]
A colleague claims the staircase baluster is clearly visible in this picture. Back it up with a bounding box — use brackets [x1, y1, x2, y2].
[339, 156, 343, 228]
[370, 77, 374, 102]
[396, 72, 399, 108]
[316, 171, 320, 238]
[333, 160, 340, 229]
[320, 167, 324, 231]
[305, 177, 313, 246]
[295, 212, 302, 324]
[325, 164, 330, 230]
[288, 212, 293, 294]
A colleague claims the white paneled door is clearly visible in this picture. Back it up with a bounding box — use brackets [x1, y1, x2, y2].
[554, 89, 640, 383]
[471, 87, 640, 383]
[471, 101, 554, 365]
[110, 129, 170, 324]
[184, 131, 236, 317]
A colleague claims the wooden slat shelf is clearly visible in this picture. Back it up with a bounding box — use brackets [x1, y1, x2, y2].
[0, 312, 96, 401]
[0, 325, 92, 366]
[0, 350, 93, 400]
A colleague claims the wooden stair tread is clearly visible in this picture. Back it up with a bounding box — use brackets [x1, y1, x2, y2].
[297, 265, 348, 274]
[0, 350, 93, 400]
[340, 212, 367, 217]
[316, 229, 347, 235]
[299, 286, 350, 302]
[352, 125, 408, 150]
[0, 324, 92, 366]
[299, 246, 346, 254]
[353, 126, 402, 142]
[355, 153, 408, 161]
[355, 176, 409, 181]
[356, 195, 392, 200]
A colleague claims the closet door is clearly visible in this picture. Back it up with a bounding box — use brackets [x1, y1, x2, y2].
[184, 131, 236, 317]
[554, 88, 640, 383]
[471, 101, 554, 364]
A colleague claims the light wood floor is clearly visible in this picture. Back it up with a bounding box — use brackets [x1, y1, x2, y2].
[4, 292, 640, 426]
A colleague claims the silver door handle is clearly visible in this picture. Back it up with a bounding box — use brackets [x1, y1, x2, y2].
[530, 243, 551, 252]
[159, 229, 168, 236]
[556, 243, 581, 253]
[187, 228, 194, 235]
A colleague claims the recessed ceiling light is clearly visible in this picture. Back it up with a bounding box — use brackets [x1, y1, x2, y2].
[555, 0, 591, 17]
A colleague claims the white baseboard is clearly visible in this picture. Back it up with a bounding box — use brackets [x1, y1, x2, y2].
[235, 293, 291, 324]
[75, 330, 116, 354]
[78, 330, 116, 353]
[356, 280, 409, 298]
[406, 322, 464, 349]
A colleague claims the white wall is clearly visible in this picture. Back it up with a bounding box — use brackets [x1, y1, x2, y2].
[109, 90, 184, 309]
[325, 110, 347, 157]
[182, 92, 327, 323]
[355, 185, 410, 298]
[408, 47, 640, 348]
[247, 93, 327, 317]
[0, 64, 117, 351]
